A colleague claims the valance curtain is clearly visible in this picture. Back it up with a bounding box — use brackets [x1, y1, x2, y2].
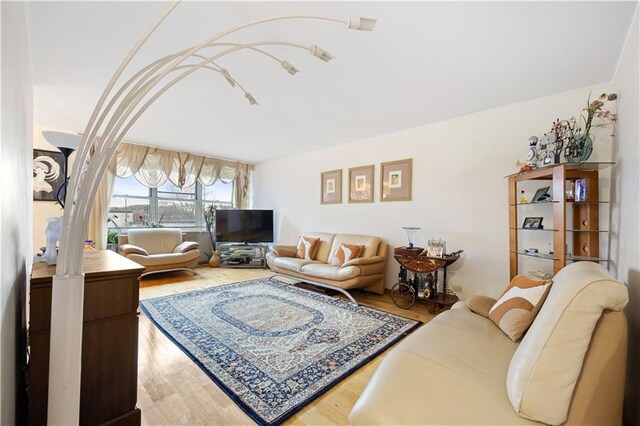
[114, 142, 249, 191]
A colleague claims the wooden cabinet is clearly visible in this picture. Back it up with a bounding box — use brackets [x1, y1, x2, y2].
[28, 251, 144, 426]
[507, 162, 611, 278]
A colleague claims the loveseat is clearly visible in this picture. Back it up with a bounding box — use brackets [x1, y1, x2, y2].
[118, 228, 200, 278]
[349, 262, 628, 425]
[266, 232, 387, 303]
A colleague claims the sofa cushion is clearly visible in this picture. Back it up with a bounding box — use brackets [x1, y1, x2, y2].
[507, 262, 629, 425]
[349, 307, 529, 425]
[127, 228, 183, 255]
[127, 250, 199, 267]
[271, 257, 318, 274]
[296, 236, 320, 260]
[489, 276, 552, 341]
[328, 234, 380, 264]
[300, 232, 336, 263]
[330, 243, 363, 266]
[300, 263, 361, 281]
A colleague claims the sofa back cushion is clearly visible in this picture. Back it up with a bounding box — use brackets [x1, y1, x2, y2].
[300, 232, 336, 263]
[127, 228, 183, 255]
[506, 262, 628, 425]
[328, 234, 381, 264]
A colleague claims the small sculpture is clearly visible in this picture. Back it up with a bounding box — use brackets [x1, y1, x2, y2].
[35, 216, 63, 265]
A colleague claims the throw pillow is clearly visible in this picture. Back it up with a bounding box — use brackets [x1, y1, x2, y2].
[331, 243, 363, 267]
[466, 295, 498, 318]
[489, 276, 553, 341]
[296, 237, 320, 260]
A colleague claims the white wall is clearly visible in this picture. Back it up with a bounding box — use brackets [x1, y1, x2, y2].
[0, 1, 33, 423]
[254, 84, 613, 299]
[610, 7, 640, 425]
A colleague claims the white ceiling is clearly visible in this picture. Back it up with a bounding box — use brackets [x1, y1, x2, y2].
[26, 1, 636, 163]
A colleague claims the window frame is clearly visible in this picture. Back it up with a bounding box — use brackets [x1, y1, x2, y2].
[108, 178, 234, 230]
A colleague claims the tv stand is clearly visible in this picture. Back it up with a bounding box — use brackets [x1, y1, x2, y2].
[218, 242, 269, 269]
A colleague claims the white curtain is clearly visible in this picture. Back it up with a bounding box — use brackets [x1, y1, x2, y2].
[114, 142, 250, 197]
[87, 158, 116, 249]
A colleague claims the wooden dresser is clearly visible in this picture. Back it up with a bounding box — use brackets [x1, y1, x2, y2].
[28, 250, 144, 426]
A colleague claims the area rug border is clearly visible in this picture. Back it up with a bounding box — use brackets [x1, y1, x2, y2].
[139, 280, 422, 426]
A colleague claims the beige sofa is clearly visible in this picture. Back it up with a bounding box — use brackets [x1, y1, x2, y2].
[267, 232, 387, 303]
[349, 262, 628, 425]
[118, 228, 200, 278]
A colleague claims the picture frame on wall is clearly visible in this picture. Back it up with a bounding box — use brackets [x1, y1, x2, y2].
[33, 149, 66, 201]
[381, 158, 412, 202]
[348, 165, 374, 203]
[321, 169, 342, 204]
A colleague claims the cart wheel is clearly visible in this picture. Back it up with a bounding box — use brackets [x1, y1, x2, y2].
[391, 282, 416, 309]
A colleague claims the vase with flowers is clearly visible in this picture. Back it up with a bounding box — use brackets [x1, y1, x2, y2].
[564, 92, 617, 163]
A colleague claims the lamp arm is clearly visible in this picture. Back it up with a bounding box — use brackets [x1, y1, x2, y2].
[68, 42, 310, 262]
[62, 14, 345, 242]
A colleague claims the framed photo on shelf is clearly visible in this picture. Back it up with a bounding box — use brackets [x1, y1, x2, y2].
[532, 186, 550, 203]
[33, 149, 66, 201]
[522, 216, 544, 229]
[426, 239, 446, 257]
[321, 169, 342, 204]
[575, 178, 587, 202]
[381, 158, 412, 202]
[348, 165, 374, 203]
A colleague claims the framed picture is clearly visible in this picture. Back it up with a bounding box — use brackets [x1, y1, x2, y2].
[381, 159, 412, 202]
[426, 239, 445, 258]
[321, 169, 342, 204]
[349, 165, 374, 203]
[522, 216, 544, 229]
[33, 149, 65, 201]
[532, 186, 550, 203]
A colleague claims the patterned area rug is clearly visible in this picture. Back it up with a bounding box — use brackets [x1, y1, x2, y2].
[140, 278, 421, 425]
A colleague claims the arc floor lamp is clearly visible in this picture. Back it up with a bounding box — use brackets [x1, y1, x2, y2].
[48, 1, 376, 423]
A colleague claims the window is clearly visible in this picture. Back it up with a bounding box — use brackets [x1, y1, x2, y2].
[157, 181, 197, 227]
[108, 177, 234, 229]
[108, 177, 151, 228]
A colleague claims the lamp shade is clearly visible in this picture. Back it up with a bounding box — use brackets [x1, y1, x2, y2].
[42, 130, 81, 150]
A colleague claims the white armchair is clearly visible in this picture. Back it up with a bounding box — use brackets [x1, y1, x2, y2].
[118, 228, 200, 278]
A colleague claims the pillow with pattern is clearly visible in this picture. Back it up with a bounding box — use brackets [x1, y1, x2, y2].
[489, 276, 553, 341]
[331, 243, 363, 267]
[296, 236, 320, 260]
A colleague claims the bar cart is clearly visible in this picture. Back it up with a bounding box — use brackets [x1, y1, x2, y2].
[391, 247, 463, 314]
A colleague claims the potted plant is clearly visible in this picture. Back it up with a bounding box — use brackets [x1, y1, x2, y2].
[203, 204, 219, 267]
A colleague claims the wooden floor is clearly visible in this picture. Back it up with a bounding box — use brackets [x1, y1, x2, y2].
[137, 267, 434, 425]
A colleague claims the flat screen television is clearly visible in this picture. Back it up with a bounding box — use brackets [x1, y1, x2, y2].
[215, 209, 274, 243]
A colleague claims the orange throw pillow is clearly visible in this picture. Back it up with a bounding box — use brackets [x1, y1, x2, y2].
[331, 243, 363, 266]
[489, 276, 553, 341]
[296, 237, 320, 260]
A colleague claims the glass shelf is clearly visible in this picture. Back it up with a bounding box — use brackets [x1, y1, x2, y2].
[511, 228, 609, 233]
[504, 162, 615, 178]
[511, 200, 610, 206]
[513, 251, 558, 260]
[513, 251, 608, 262]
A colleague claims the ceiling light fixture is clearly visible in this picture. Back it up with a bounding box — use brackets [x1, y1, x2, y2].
[47, 4, 376, 423]
[310, 45, 334, 62]
[281, 60, 299, 75]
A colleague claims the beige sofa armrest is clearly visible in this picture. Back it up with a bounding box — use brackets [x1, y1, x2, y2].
[271, 245, 298, 258]
[342, 256, 384, 267]
[466, 295, 497, 318]
[173, 241, 199, 253]
[119, 244, 148, 257]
